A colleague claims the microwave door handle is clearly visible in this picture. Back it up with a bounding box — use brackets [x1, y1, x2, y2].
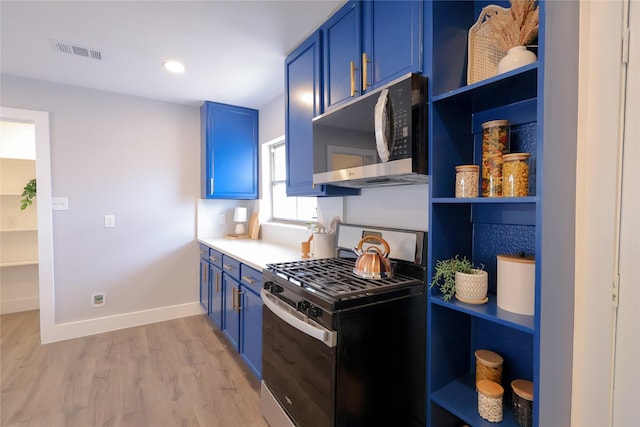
[374, 88, 391, 162]
[261, 289, 337, 348]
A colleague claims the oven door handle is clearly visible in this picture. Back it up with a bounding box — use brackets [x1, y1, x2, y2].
[261, 289, 337, 348]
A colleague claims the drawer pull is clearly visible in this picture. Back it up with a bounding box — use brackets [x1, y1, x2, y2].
[209, 255, 219, 262]
[242, 275, 256, 285]
[223, 264, 235, 271]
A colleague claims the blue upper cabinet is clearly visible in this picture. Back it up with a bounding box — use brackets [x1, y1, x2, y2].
[361, 0, 423, 91]
[322, 1, 362, 110]
[285, 31, 359, 197]
[200, 101, 258, 199]
[322, 0, 422, 111]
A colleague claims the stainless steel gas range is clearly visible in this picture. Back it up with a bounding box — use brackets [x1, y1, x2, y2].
[260, 224, 427, 427]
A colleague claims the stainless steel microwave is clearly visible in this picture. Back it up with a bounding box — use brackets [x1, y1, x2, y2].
[312, 73, 428, 188]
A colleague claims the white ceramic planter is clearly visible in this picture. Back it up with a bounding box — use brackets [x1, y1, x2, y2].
[497, 46, 537, 74]
[455, 269, 488, 303]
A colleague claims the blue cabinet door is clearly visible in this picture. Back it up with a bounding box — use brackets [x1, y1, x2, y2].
[222, 274, 240, 351]
[209, 264, 223, 329]
[362, 0, 423, 90]
[322, 1, 362, 110]
[200, 102, 258, 199]
[240, 287, 262, 379]
[285, 31, 324, 197]
[199, 258, 210, 313]
[285, 31, 360, 197]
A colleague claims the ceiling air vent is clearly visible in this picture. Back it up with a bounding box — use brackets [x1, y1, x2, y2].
[50, 39, 105, 61]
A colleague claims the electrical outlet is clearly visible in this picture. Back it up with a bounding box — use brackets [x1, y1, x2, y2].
[91, 292, 106, 307]
[52, 197, 69, 210]
[104, 214, 115, 228]
[219, 214, 226, 225]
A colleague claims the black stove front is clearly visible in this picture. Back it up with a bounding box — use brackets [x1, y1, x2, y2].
[261, 224, 428, 427]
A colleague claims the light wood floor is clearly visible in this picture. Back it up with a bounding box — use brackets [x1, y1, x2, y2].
[0, 310, 269, 427]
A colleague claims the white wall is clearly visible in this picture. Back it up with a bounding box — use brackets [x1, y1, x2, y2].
[1, 75, 201, 335]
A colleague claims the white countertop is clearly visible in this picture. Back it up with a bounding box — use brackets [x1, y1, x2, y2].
[198, 238, 305, 271]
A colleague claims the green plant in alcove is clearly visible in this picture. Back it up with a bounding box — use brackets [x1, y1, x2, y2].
[429, 255, 484, 301]
[20, 178, 36, 210]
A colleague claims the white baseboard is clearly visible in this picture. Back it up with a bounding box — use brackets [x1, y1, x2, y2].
[40, 302, 205, 344]
[0, 296, 39, 314]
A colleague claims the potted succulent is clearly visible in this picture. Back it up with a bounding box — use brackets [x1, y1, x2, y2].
[20, 178, 36, 210]
[429, 255, 488, 304]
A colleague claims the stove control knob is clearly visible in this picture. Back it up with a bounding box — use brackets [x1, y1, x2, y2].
[264, 282, 283, 294]
[297, 300, 310, 312]
[308, 306, 322, 318]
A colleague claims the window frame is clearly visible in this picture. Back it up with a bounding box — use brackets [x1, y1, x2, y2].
[264, 136, 316, 225]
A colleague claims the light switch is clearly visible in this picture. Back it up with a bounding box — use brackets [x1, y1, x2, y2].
[52, 197, 69, 210]
[104, 214, 115, 228]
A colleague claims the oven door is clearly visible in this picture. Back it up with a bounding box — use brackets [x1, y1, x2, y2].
[261, 290, 337, 427]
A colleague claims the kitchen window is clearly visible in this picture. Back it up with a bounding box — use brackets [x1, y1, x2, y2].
[265, 137, 316, 223]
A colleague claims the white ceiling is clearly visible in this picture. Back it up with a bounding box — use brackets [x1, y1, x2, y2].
[0, 0, 345, 109]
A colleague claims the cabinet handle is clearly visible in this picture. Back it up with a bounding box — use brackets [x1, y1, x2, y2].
[350, 61, 358, 97]
[362, 52, 370, 91]
[200, 250, 207, 256]
[242, 275, 256, 285]
[209, 255, 219, 262]
[237, 290, 243, 313]
[223, 264, 234, 271]
[232, 286, 237, 310]
[215, 272, 220, 293]
[203, 264, 208, 282]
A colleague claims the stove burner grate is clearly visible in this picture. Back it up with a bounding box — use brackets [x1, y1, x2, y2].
[267, 258, 422, 300]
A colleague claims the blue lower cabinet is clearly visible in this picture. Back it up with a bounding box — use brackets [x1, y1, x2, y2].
[240, 287, 262, 379]
[201, 247, 263, 379]
[199, 245, 210, 313]
[199, 258, 210, 313]
[222, 274, 241, 351]
[209, 263, 223, 329]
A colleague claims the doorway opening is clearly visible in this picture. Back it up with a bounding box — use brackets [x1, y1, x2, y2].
[0, 107, 54, 343]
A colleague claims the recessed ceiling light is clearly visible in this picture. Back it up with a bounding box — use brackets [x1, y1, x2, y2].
[163, 60, 185, 74]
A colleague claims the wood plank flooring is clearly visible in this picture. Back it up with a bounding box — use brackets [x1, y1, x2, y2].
[0, 310, 269, 427]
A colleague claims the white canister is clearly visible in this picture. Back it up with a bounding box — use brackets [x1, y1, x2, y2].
[497, 254, 535, 316]
[312, 233, 335, 259]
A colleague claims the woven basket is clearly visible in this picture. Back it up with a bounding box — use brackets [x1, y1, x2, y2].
[467, 5, 509, 85]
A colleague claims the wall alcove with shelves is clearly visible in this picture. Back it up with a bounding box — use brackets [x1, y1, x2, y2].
[425, 1, 578, 426]
[1, 123, 39, 314]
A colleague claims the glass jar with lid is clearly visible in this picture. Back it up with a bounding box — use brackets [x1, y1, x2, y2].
[481, 120, 511, 197]
[455, 165, 479, 198]
[503, 153, 530, 197]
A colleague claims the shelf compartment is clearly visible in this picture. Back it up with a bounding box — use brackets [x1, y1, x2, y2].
[432, 199, 537, 226]
[432, 373, 519, 427]
[430, 100, 538, 200]
[432, 64, 538, 113]
[428, 305, 534, 426]
[430, 294, 534, 334]
[433, 197, 536, 204]
[1, 260, 39, 267]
